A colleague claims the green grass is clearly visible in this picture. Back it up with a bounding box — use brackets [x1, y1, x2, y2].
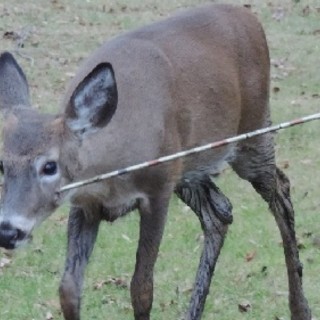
[0, 0, 320, 319]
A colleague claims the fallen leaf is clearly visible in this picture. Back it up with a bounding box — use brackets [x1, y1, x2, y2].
[276, 291, 288, 297]
[0, 257, 11, 268]
[297, 239, 306, 250]
[93, 280, 107, 290]
[3, 30, 19, 40]
[271, 7, 286, 21]
[101, 295, 116, 305]
[261, 265, 268, 276]
[312, 236, 320, 249]
[290, 100, 301, 106]
[95, 277, 129, 290]
[301, 6, 311, 17]
[160, 302, 166, 312]
[279, 160, 289, 169]
[302, 231, 313, 238]
[121, 234, 132, 243]
[306, 257, 314, 264]
[160, 300, 176, 312]
[106, 277, 128, 289]
[181, 286, 193, 295]
[238, 301, 251, 312]
[42, 299, 60, 310]
[300, 159, 312, 165]
[33, 247, 44, 254]
[1, 249, 14, 258]
[65, 72, 76, 78]
[245, 250, 256, 262]
[50, 0, 65, 9]
[46, 311, 53, 320]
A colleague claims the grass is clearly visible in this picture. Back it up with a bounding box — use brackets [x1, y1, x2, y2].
[0, 0, 320, 319]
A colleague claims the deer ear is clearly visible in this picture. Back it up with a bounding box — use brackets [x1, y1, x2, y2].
[65, 63, 118, 136]
[0, 52, 30, 110]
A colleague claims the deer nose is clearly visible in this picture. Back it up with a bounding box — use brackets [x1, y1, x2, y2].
[0, 221, 25, 250]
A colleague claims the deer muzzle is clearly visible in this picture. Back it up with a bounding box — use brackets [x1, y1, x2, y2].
[0, 221, 28, 249]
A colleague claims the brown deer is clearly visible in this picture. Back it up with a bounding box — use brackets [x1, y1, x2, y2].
[0, 4, 311, 320]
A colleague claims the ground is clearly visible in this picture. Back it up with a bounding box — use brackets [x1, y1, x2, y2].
[0, 0, 319, 319]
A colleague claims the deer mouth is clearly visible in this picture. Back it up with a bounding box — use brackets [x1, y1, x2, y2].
[0, 221, 32, 250]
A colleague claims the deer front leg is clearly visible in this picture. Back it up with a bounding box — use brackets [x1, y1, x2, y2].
[131, 193, 171, 320]
[175, 174, 233, 320]
[59, 207, 100, 320]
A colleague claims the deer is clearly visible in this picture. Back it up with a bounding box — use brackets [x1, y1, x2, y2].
[0, 4, 311, 320]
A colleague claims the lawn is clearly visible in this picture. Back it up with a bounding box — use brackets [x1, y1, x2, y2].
[0, 0, 319, 319]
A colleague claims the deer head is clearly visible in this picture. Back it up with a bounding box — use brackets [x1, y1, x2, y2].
[0, 52, 117, 249]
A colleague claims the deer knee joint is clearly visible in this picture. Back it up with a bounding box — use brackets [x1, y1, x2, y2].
[207, 184, 233, 225]
[176, 174, 233, 225]
[297, 262, 303, 278]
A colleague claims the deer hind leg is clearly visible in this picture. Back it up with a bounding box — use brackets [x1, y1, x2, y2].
[231, 134, 311, 320]
[175, 173, 233, 320]
[59, 207, 101, 320]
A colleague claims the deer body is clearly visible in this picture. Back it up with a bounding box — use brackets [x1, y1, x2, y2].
[0, 4, 311, 320]
[64, 6, 247, 183]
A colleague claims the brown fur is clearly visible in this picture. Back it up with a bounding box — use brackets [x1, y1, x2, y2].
[0, 4, 311, 320]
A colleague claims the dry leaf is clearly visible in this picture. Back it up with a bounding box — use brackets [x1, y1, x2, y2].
[302, 231, 313, 238]
[42, 299, 60, 310]
[94, 277, 129, 290]
[297, 237, 306, 250]
[106, 277, 128, 289]
[160, 299, 176, 312]
[312, 236, 320, 249]
[93, 280, 107, 290]
[301, 6, 311, 17]
[300, 159, 312, 165]
[279, 160, 290, 169]
[238, 301, 251, 312]
[65, 72, 76, 78]
[46, 311, 54, 320]
[306, 257, 314, 264]
[1, 249, 14, 258]
[245, 250, 256, 262]
[271, 7, 286, 21]
[0, 257, 11, 268]
[290, 100, 301, 106]
[3, 31, 19, 40]
[121, 234, 132, 243]
[261, 265, 268, 276]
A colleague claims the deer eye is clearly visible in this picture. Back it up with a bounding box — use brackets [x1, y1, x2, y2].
[0, 160, 4, 174]
[42, 161, 58, 176]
